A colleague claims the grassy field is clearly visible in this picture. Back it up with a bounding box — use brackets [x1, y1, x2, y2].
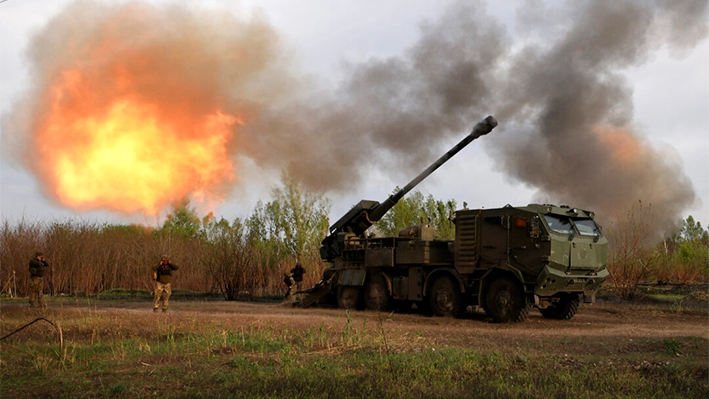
[1, 296, 707, 398]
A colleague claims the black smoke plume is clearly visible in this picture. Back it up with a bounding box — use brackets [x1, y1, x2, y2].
[243, 0, 705, 236]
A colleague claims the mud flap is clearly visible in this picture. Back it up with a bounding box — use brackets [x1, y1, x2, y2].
[338, 269, 367, 286]
[300, 283, 333, 308]
[583, 293, 595, 304]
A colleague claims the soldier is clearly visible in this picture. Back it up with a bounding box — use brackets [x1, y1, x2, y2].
[28, 252, 49, 308]
[152, 255, 178, 312]
[290, 262, 305, 300]
[283, 272, 296, 301]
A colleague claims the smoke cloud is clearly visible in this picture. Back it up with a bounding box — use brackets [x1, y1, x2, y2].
[3, 0, 707, 234]
[245, 0, 706, 235]
[3, 1, 295, 214]
[489, 0, 706, 234]
[243, 2, 508, 191]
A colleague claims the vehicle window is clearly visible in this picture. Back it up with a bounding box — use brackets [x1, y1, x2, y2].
[573, 219, 600, 236]
[543, 215, 573, 235]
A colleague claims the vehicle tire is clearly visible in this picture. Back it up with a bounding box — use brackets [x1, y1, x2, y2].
[518, 298, 532, 323]
[485, 277, 527, 323]
[540, 293, 580, 320]
[428, 276, 464, 318]
[364, 274, 392, 311]
[337, 286, 363, 310]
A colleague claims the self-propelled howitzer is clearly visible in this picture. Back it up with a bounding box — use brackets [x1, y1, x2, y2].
[319, 115, 498, 263]
[301, 115, 609, 323]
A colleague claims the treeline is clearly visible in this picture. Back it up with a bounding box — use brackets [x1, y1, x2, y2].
[1, 180, 707, 301]
[1, 176, 330, 300]
[605, 201, 709, 299]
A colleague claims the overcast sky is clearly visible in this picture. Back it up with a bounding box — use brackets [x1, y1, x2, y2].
[1, 0, 707, 231]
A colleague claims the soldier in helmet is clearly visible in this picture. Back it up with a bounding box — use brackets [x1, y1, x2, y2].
[152, 255, 178, 312]
[28, 252, 50, 308]
[290, 262, 305, 301]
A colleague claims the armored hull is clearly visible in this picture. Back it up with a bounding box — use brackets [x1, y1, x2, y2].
[300, 116, 608, 322]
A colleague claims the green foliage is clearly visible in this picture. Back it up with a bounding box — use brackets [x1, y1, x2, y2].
[247, 174, 331, 265]
[675, 240, 709, 268]
[2, 306, 707, 399]
[673, 216, 709, 274]
[1, 175, 338, 299]
[95, 288, 152, 300]
[159, 198, 202, 238]
[678, 216, 709, 243]
[375, 189, 457, 240]
[654, 215, 709, 284]
[663, 339, 681, 355]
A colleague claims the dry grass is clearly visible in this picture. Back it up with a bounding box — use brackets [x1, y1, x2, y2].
[1, 298, 707, 398]
[1, 219, 327, 300]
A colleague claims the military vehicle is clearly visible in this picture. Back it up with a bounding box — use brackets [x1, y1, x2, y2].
[301, 116, 608, 322]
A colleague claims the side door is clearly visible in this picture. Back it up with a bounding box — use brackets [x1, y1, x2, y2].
[508, 212, 546, 277]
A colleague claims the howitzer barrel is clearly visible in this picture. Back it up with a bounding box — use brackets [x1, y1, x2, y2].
[320, 115, 498, 262]
[367, 115, 498, 222]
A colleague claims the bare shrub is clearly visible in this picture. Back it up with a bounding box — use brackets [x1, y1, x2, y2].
[1, 219, 44, 296]
[202, 218, 256, 300]
[1, 219, 212, 296]
[1, 178, 333, 299]
[606, 201, 657, 300]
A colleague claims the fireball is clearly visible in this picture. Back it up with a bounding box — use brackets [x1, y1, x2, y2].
[16, 1, 279, 216]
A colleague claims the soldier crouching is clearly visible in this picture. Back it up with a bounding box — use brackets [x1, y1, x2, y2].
[290, 262, 305, 301]
[153, 255, 178, 312]
[284, 272, 296, 301]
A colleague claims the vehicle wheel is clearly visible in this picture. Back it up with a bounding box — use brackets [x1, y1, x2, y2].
[337, 286, 363, 310]
[485, 277, 527, 323]
[540, 293, 580, 320]
[518, 298, 532, 323]
[364, 274, 392, 311]
[428, 276, 463, 318]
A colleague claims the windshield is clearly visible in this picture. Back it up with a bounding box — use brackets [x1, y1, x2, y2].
[573, 219, 601, 236]
[544, 215, 601, 238]
[543, 215, 573, 235]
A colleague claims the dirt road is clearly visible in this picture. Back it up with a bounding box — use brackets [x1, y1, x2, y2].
[26, 298, 706, 356]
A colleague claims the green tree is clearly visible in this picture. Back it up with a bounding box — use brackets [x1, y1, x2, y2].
[246, 174, 331, 264]
[160, 198, 202, 238]
[679, 215, 709, 243]
[669, 215, 709, 283]
[375, 189, 457, 240]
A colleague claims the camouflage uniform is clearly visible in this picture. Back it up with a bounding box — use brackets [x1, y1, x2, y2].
[284, 273, 296, 301]
[28, 252, 49, 308]
[152, 256, 179, 312]
[290, 263, 305, 301]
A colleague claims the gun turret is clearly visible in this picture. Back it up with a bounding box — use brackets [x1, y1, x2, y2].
[320, 115, 498, 262]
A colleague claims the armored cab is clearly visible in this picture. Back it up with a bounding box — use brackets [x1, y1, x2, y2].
[300, 116, 608, 323]
[451, 204, 608, 322]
